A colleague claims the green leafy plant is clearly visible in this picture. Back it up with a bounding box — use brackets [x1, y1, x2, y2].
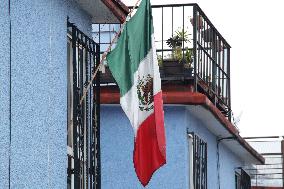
[166, 28, 190, 49]
[166, 28, 192, 65]
[173, 46, 183, 62]
[157, 54, 163, 66]
[184, 48, 193, 68]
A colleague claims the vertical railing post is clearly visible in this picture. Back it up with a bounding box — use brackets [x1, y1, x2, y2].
[91, 42, 96, 189]
[84, 35, 89, 188]
[71, 24, 81, 189]
[193, 5, 197, 92]
[212, 28, 217, 106]
[95, 44, 101, 189]
[281, 139, 284, 188]
[182, 5, 185, 63]
[161, 7, 164, 65]
[227, 47, 231, 121]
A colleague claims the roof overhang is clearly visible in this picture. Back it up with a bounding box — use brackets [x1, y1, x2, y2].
[100, 84, 265, 165]
[75, 0, 129, 23]
[186, 105, 264, 164]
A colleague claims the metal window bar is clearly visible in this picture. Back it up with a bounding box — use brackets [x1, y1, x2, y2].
[235, 168, 252, 189]
[67, 21, 101, 189]
[241, 169, 251, 189]
[190, 132, 207, 189]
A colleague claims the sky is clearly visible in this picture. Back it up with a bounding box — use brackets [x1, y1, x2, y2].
[122, 0, 284, 137]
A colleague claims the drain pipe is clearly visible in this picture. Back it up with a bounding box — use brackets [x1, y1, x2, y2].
[217, 137, 236, 189]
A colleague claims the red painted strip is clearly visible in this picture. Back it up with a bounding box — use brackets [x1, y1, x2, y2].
[100, 85, 206, 104]
[133, 112, 166, 186]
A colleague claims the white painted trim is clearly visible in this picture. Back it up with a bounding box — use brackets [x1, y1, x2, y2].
[188, 134, 194, 189]
[67, 146, 74, 157]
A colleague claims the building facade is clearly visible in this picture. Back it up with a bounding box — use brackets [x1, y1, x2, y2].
[100, 92, 264, 189]
[0, 0, 127, 188]
[0, 0, 264, 189]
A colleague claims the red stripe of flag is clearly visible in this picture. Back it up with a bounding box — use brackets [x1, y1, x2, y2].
[133, 91, 166, 186]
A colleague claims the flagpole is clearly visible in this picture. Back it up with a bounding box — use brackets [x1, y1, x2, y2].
[79, 0, 142, 105]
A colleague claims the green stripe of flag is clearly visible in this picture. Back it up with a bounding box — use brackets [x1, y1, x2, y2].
[106, 0, 153, 96]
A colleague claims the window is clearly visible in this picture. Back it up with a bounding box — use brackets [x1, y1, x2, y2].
[188, 132, 207, 189]
[67, 21, 101, 189]
[235, 172, 241, 189]
[235, 168, 251, 189]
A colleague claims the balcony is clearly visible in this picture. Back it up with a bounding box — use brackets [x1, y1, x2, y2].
[93, 3, 231, 119]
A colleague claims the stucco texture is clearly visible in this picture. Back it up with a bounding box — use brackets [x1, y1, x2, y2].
[101, 105, 244, 189]
[0, 0, 92, 188]
[0, 1, 11, 188]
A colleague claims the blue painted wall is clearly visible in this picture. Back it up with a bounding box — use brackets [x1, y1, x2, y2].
[0, 0, 244, 188]
[101, 105, 244, 189]
[219, 143, 243, 189]
[0, 0, 92, 188]
[0, 1, 11, 188]
[185, 108, 244, 189]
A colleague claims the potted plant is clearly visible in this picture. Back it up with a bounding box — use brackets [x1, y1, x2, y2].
[163, 28, 191, 77]
[157, 54, 165, 77]
[183, 48, 194, 77]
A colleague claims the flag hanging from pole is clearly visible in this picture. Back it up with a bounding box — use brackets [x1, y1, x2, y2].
[106, 0, 166, 186]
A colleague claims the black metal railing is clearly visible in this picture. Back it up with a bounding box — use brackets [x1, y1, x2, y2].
[67, 21, 101, 189]
[92, 3, 231, 119]
[189, 132, 207, 189]
[193, 5, 231, 119]
[244, 138, 284, 187]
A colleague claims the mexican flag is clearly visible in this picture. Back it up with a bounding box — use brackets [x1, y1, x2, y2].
[106, 0, 166, 186]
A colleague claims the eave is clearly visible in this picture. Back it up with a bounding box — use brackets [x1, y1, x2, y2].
[101, 0, 129, 23]
[75, 0, 129, 23]
[100, 84, 265, 165]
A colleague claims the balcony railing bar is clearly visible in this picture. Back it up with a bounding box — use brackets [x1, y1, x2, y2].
[195, 75, 229, 108]
[251, 173, 283, 175]
[129, 4, 231, 50]
[193, 5, 198, 91]
[196, 43, 215, 65]
[182, 5, 185, 60]
[252, 178, 283, 180]
[195, 5, 230, 48]
[171, 7, 174, 37]
[227, 48, 231, 116]
[208, 64, 228, 79]
[94, 3, 232, 119]
[161, 7, 164, 63]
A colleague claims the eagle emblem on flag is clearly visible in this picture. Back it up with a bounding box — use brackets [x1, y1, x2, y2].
[106, 0, 166, 186]
[137, 74, 154, 111]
